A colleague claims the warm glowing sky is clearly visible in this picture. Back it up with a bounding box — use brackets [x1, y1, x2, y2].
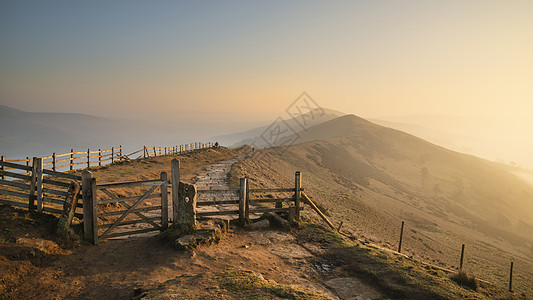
[1, 1, 532, 164]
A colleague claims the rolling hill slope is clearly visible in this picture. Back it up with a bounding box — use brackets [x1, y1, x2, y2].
[213, 108, 345, 147]
[237, 114, 533, 297]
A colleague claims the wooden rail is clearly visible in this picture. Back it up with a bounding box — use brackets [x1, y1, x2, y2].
[196, 172, 304, 223]
[81, 170, 169, 244]
[0, 158, 83, 219]
[1, 141, 217, 176]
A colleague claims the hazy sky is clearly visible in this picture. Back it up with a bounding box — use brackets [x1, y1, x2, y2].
[1, 1, 531, 119]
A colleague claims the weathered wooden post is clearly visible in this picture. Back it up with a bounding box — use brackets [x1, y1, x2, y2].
[398, 221, 405, 253]
[35, 158, 43, 213]
[90, 177, 98, 244]
[119, 145, 122, 160]
[82, 171, 92, 241]
[0, 155, 4, 180]
[82, 171, 98, 244]
[171, 159, 180, 222]
[295, 171, 301, 220]
[161, 171, 169, 230]
[111, 147, 115, 163]
[153, 146, 157, 157]
[165, 147, 167, 155]
[143, 146, 147, 158]
[459, 244, 465, 270]
[29, 157, 38, 210]
[239, 177, 247, 225]
[245, 176, 250, 220]
[509, 261, 514, 292]
[70, 149, 74, 170]
[87, 149, 91, 168]
[98, 149, 102, 166]
[57, 181, 81, 236]
[288, 205, 296, 222]
[25, 157, 30, 176]
[52, 153, 56, 171]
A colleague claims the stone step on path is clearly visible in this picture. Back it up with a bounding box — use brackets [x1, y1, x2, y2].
[195, 158, 243, 218]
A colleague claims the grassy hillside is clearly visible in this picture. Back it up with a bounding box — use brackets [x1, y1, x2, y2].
[235, 114, 533, 297]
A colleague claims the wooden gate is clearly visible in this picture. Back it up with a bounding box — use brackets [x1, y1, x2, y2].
[82, 171, 169, 244]
[195, 172, 304, 223]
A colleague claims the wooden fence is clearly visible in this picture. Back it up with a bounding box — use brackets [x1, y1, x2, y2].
[0, 158, 83, 218]
[0, 142, 216, 220]
[0, 142, 217, 178]
[141, 142, 217, 159]
[0, 147, 123, 174]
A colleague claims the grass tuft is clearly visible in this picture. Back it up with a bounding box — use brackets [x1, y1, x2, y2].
[450, 270, 478, 291]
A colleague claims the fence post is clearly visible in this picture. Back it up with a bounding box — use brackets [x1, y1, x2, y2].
[98, 149, 102, 166]
[165, 147, 167, 156]
[52, 152, 56, 171]
[82, 171, 98, 244]
[171, 159, 180, 222]
[0, 156, 4, 180]
[295, 171, 301, 220]
[509, 261, 514, 292]
[161, 171, 169, 230]
[239, 177, 248, 225]
[90, 177, 98, 244]
[70, 149, 74, 171]
[119, 145, 122, 161]
[398, 221, 405, 253]
[143, 146, 146, 158]
[245, 176, 250, 220]
[29, 157, 38, 210]
[87, 149, 90, 168]
[111, 147, 114, 164]
[26, 157, 30, 176]
[82, 171, 92, 241]
[459, 244, 465, 270]
[153, 146, 156, 157]
[35, 157, 43, 213]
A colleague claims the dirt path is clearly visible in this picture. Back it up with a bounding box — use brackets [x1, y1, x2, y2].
[195, 157, 241, 218]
